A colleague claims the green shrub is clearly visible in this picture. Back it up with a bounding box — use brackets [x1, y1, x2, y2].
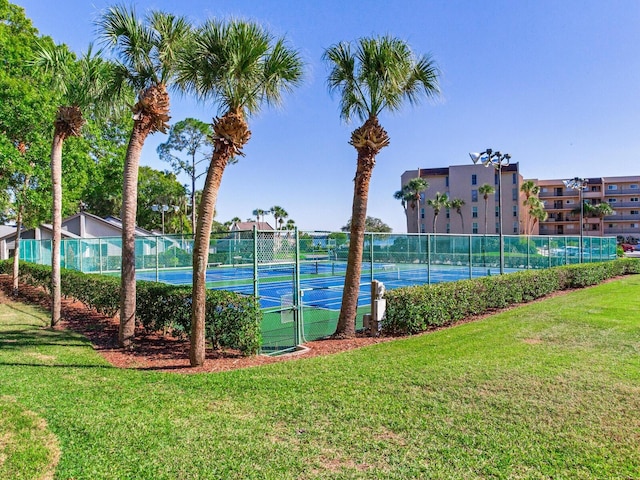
[1, 260, 262, 355]
[384, 258, 640, 335]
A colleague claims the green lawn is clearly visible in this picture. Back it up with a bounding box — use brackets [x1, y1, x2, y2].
[1, 276, 639, 479]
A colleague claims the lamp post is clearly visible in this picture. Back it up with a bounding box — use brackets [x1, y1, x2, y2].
[151, 204, 179, 235]
[469, 149, 511, 275]
[562, 177, 588, 263]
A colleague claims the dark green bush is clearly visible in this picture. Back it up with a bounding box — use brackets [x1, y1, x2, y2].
[1, 260, 262, 355]
[384, 258, 640, 335]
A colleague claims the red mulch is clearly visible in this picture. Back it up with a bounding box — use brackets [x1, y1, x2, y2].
[0, 275, 393, 373]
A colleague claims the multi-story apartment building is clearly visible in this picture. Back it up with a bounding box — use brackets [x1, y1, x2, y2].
[536, 176, 640, 242]
[400, 163, 531, 235]
[400, 167, 640, 242]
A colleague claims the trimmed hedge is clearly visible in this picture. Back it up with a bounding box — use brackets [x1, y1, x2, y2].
[0, 260, 262, 355]
[384, 258, 640, 335]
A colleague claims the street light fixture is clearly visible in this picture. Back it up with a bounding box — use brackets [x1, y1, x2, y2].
[469, 149, 511, 275]
[151, 204, 179, 235]
[562, 177, 588, 263]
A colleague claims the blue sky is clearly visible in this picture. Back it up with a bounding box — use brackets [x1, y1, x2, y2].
[15, 0, 640, 232]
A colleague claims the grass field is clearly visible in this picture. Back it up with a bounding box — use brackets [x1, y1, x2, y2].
[1, 276, 639, 479]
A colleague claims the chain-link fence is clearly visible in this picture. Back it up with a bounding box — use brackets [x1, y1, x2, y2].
[18, 230, 618, 354]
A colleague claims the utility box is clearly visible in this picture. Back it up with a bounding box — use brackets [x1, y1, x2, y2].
[368, 280, 386, 337]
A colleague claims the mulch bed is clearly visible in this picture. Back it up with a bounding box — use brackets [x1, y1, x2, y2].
[0, 274, 393, 373]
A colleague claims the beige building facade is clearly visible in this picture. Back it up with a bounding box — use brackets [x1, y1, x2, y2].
[400, 163, 531, 236]
[535, 176, 640, 242]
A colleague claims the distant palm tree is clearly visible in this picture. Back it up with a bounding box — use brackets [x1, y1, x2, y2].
[592, 202, 614, 235]
[426, 192, 449, 234]
[252, 208, 267, 225]
[176, 19, 303, 366]
[520, 180, 541, 235]
[449, 198, 465, 232]
[478, 183, 495, 234]
[393, 177, 428, 232]
[324, 35, 440, 338]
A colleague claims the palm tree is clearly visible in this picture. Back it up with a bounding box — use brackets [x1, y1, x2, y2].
[592, 202, 614, 235]
[523, 196, 544, 235]
[176, 19, 303, 366]
[31, 43, 125, 328]
[98, 6, 191, 348]
[478, 183, 495, 234]
[426, 192, 449, 234]
[520, 180, 541, 235]
[530, 204, 548, 233]
[393, 177, 428, 232]
[325, 36, 440, 338]
[449, 198, 465, 232]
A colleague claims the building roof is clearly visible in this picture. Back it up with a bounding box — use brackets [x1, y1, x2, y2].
[0, 225, 16, 240]
[231, 221, 274, 231]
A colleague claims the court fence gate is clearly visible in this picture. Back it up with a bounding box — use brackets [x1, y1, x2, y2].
[17, 229, 618, 355]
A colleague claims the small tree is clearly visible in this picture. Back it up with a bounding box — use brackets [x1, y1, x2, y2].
[394, 177, 428, 232]
[426, 192, 449, 234]
[341, 216, 392, 233]
[157, 118, 214, 234]
[449, 198, 465, 232]
[478, 183, 495, 234]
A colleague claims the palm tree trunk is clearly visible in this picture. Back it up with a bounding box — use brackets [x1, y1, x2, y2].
[335, 150, 375, 338]
[51, 131, 64, 327]
[190, 150, 231, 366]
[119, 124, 150, 348]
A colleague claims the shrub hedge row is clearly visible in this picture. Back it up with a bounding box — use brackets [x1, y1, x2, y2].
[384, 258, 640, 335]
[0, 260, 261, 355]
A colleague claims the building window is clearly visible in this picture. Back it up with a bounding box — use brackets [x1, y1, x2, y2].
[446, 208, 450, 219]
[494, 173, 498, 185]
[513, 205, 517, 217]
[513, 221, 518, 233]
[512, 173, 517, 184]
[472, 222, 478, 234]
[631, 223, 638, 229]
[631, 197, 639, 202]
[631, 210, 639, 215]
[471, 174, 477, 185]
[495, 206, 499, 218]
[471, 190, 478, 202]
[421, 208, 425, 219]
[512, 188, 518, 201]
[420, 192, 425, 202]
[566, 224, 574, 230]
[608, 185, 618, 190]
[472, 206, 478, 218]
[495, 223, 500, 233]
[445, 176, 449, 187]
[420, 224, 425, 233]
[608, 198, 617, 204]
[446, 223, 450, 233]
[631, 184, 639, 189]
[566, 199, 573, 205]
[541, 187, 547, 193]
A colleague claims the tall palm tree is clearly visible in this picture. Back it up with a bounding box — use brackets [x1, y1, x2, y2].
[426, 192, 449, 234]
[176, 19, 303, 366]
[449, 198, 465, 232]
[98, 6, 191, 348]
[325, 36, 440, 338]
[478, 183, 495, 234]
[393, 177, 428, 232]
[252, 208, 267, 225]
[31, 43, 125, 328]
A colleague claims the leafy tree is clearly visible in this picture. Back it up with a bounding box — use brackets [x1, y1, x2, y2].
[136, 166, 187, 232]
[478, 183, 495, 234]
[157, 118, 214, 233]
[176, 19, 303, 366]
[592, 202, 614, 235]
[426, 192, 449, 234]
[98, 5, 192, 348]
[324, 35, 439, 337]
[394, 177, 428, 232]
[341, 216, 392, 233]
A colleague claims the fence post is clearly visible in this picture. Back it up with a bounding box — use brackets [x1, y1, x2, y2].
[99, 239, 103, 274]
[370, 233, 374, 284]
[155, 237, 159, 282]
[468, 234, 472, 279]
[293, 227, 303, 345]
[427, 234, 431, 285]
[253, 225, 259, 299]
[548, 237, 551, 268]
